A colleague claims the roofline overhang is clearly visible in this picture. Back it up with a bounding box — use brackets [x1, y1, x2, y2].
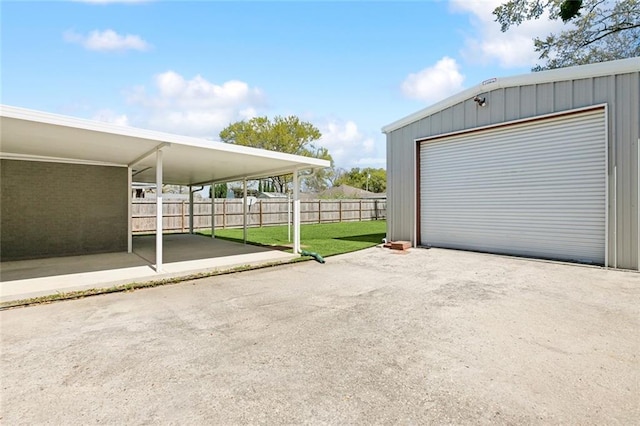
[196, 165, 323, 186]
[0, 152, 126, 168]
[382, 57, 640, 134]
[0, 105, 330, 168]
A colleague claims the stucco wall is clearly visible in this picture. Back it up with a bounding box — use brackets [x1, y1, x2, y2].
[1, 160, 128, 260]
[386, 70, 639, 270]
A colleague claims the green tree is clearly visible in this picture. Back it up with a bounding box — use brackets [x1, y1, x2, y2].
[494, 0, 640, 70]
[301, 147, 335, 193]
[335, 167, 386, 193]
[209, 182, 228, 198]
[327, 167, 347, 187]
[220, 116, 332, 192]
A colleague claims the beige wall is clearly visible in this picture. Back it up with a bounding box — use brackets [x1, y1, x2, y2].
[1, 160, 128, 260]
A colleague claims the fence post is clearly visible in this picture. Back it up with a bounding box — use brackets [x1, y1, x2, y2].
[223, 199, 227, 229]
[133, 197, 387, 232]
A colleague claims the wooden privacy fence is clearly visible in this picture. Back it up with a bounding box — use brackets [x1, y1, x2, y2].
[132, 198, 386, 233]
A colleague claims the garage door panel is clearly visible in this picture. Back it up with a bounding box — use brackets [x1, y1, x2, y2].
[420, 108, 606, 264]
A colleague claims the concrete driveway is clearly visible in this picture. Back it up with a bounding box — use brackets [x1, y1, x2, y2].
[1, 247, 638, 424]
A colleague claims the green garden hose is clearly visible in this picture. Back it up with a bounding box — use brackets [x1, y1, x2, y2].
[300, 250, 325, 264]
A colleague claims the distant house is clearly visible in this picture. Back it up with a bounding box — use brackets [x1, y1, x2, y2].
[257, 192, 288, 199]
[132, 182, 154, 198]
[308, 184, 385, 199]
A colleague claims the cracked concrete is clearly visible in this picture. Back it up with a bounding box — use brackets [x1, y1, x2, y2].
[1, 247, 638, 424]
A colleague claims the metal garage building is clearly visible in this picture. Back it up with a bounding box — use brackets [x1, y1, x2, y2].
[383, 58, 639, 270]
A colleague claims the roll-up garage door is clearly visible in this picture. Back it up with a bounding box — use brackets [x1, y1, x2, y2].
[419, 107, 607, 264]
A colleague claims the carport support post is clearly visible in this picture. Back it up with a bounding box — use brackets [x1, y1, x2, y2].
[243, 178, 247, 244]
[156, 149, 163, 273]
[293, 169, 300, 254]
[188, 185, 194, 234]
[211, 182, 215, 239]
[127, 166, 132, 253]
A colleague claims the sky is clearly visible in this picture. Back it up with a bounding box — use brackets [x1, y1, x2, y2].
[1, 0, 561, 170]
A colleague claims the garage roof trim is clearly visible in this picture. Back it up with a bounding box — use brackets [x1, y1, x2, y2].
[382, 57, 640, 134]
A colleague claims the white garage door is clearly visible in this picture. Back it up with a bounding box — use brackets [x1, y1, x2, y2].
[420, 108, 607, 264]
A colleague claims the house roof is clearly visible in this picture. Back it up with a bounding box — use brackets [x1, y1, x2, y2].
[382, 57, 640, 134]
[306, 184, 384, 199]
[0, 105, 330, 186]
[258, 192, 288, 198]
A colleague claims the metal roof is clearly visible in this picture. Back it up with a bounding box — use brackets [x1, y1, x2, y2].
[382, 57, 640, 134]
[0, 105, 330, 185]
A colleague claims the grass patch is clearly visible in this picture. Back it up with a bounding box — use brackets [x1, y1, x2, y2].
[199, 220, 386, 257]
[2, 221, 386, 309]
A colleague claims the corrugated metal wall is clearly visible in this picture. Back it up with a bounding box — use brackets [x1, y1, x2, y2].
[386, 70, 639, 270]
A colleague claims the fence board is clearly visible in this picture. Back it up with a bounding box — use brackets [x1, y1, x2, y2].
[131, 198, 386, 233]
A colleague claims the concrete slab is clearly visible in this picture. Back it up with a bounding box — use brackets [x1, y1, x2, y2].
[1, 247, 638, 424]
[0, 234, 295, 302]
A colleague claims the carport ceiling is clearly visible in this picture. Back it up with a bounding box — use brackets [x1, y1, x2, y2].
[0, 106, 330, 185]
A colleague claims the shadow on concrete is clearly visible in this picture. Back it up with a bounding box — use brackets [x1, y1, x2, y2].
[335, 233, 386, 244]
[0, 234, 280, 282]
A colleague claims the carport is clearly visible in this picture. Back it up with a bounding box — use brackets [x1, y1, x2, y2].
[0, 235, 296, 302]
[0, 105, 329, 297]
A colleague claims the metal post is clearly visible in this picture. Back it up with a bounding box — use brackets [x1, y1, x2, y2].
[188, 185, 194, 234]
[243, 178, 247, 244]
[211, 183, 215, 239]
[127, 166, 132, 253]
[293, 170, 300, 254]
[288, 192, 291, 242]
[155, 149, 163, 273]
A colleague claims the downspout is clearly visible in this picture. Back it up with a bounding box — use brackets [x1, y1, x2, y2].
[189, 185, 203, 234]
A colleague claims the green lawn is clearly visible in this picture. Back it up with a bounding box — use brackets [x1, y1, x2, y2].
[199, 220, 386, 257]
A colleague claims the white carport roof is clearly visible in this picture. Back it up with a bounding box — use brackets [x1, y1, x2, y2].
[0, 105, 330, 185]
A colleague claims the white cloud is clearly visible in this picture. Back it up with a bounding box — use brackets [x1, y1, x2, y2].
[318, 119, 383, 168]
[123, 71, 265, 138]
[64, 29, 150, 52]
[449, 0, 562, 68]
[92, 109, 129, 126]
[351, 157, 386, 167]
[401, 57, 465, 103]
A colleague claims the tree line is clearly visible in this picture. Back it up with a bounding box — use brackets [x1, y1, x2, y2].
[219, 115, 385, 195]
[215, 0, 637, 194]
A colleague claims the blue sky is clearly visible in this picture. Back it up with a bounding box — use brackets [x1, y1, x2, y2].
[1, 0, 559, 169]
